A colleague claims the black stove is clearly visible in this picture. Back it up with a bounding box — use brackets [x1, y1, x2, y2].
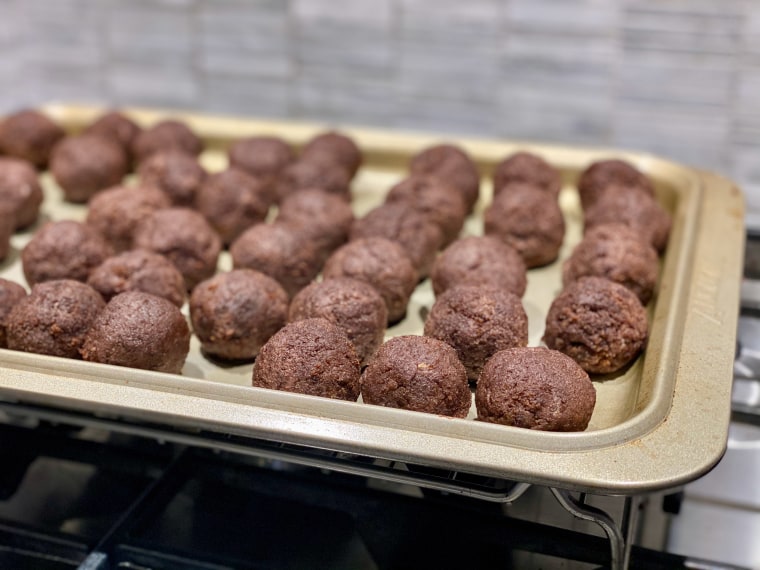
[2, 406, 753, 569]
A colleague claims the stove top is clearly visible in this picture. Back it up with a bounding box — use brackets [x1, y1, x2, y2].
[2, 410, 742, 570]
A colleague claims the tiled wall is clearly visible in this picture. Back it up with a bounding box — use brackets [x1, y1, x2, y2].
[1, 0, 758, 214]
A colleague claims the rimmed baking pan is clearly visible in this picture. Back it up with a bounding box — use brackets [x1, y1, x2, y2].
[0, 104, 744, 494]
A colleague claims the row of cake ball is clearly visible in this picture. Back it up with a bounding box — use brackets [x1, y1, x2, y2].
[471, 153, 672, 379]
[0, 109, 367, 266]
[0, 108, 360, 201]
[541, 159, 672, 376]
[0, 275, 595, 433]
[0, 108, 475, 288]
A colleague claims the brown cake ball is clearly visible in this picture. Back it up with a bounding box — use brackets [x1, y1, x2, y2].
[361, 335, 470, 417]
[133, 208, 221, 291]
[0, 109, 64, 168]
[86, 185, 171, 252]
[253, 318, 361, 401]
[230, 223, 322, 298]
[301, 131, 362, 177]
[137, 149, 207, 207]
[276, 158, 352, 203]
[289, 277, 387, 365]
[350, 202, 444, 280]
[584, 184, 671, 253]
[87, 249, 185, 308]
[563, 223, 659, 304]
[409, 144, 480, 212]
[577, 158, 654, 210]
[132, 119, 202, 164]
[431, 236, 527, 298]
[228, 135, 295, 181]
[195, 168, 272, 246]
[80, 291, 190, 374]
[424, 285, 528, 382]
[0, 278, 27, 348]
[49, 134, 128, 203]
[0, 157, 44, 230]
[385, 174, 468, 246]
[484, 182, 565, 268]
[544, 276, 648, 374]
[6, 279, 105, 359]
[22, 220, 114, 286]
[475, 347, 596, 431]
[190, 269, 288, 361]
[275, 188, 355, 261]
[493, 151, 562, 198]
[322, 237, 417, 324]
[84, 110, 142, 164]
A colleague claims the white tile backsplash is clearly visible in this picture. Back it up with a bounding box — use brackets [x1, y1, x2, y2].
[2, 0, 760, 213]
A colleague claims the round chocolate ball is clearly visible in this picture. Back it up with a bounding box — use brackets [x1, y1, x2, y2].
[190, 269, 288, 361]
[289, 277, 387, 365]
[86, 184, 171, 252]
[228, 135, 295, 181]
[385, 174, 467, 246]
[475, 347, 596, 431]
[275, 187, 355, 261]
[322, 237, 417, 324]
[133, 208, 221, 291]
[563, 223, 659, 304]
[81, 291, 190, 374]
[84, 110, 142, 164]
[431, 235, 527, 298]
[493, 151, 562, 198]
[350, 202, 444, 280]
[577, 158, 654, 210]
[583, 184, 671, 253]
[87, 249, 186, 308]
[0, 278, 27, 348]
[361, 335, 471, 417]
[0, 109, 64, 168]
[253, 318, 361, 401]
[22, 220, 114, 286]
[137, 149, 207, 207]
[230, 223, 322, 299]
[544, 276, 649, 374]
[276, 158, 352, 204]
[195, 168, 272, 246]
[301, 131, 362, 177]
[409, 144, 480, 212]
[132, 119, 202, 163]
[0, 157, 44, 230]
[424, 285, 529, 382]
[484, 182, 565, 268]
[6, 279, 105, 359]
[50, 134, 128, 203]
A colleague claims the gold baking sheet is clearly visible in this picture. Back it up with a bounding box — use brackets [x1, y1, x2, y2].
[0, 104, 744, 494]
